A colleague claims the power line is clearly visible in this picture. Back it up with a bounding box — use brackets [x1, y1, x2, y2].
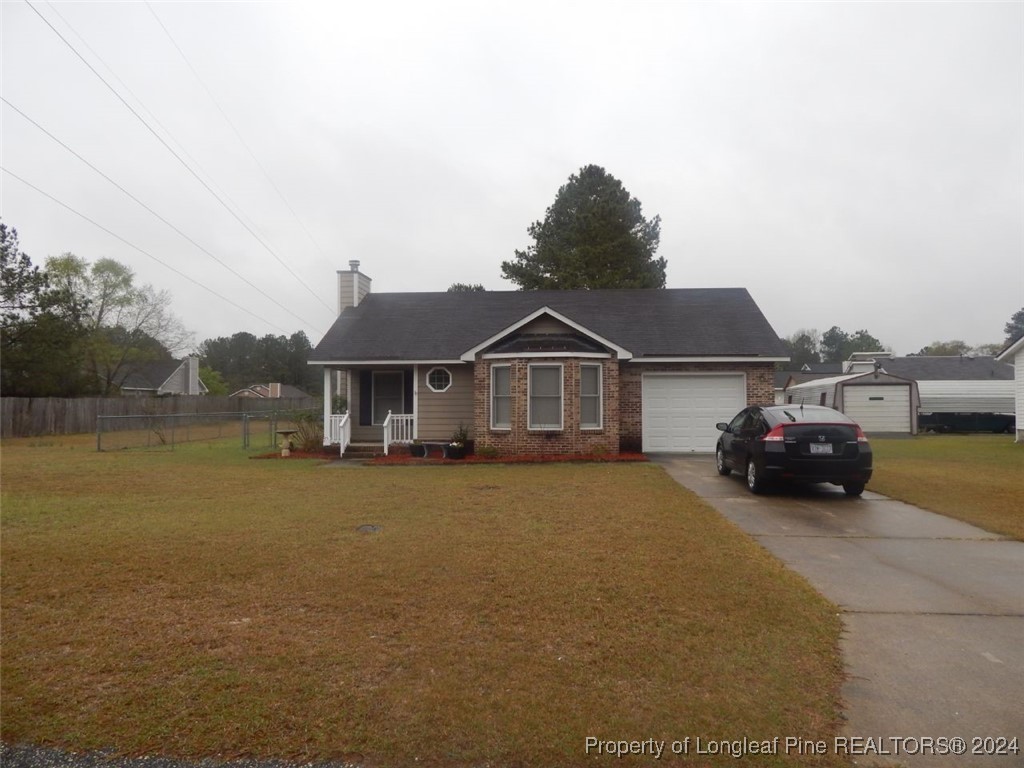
[145, 1, 337, 275]
[40, 0, 274, 253]
[23, 0, 335, 315]
[1, 166, 303, 337]
[2, 96, 322, 331]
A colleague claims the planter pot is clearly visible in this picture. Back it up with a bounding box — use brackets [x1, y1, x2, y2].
[446, 445, 465, 460]
[409, 443, 427, 458]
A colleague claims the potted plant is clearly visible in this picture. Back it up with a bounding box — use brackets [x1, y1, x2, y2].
[409, 440, 426, 458]
[447, 423, 470, 460]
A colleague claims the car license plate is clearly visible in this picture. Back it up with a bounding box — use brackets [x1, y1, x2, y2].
[810, 443, 833, 455]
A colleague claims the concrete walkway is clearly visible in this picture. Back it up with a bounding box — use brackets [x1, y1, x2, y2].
[652, 455, 1024, 768]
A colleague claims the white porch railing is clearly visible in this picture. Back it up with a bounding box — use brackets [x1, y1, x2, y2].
[326, 413, 351, 455]
[382, 411, 415, 455]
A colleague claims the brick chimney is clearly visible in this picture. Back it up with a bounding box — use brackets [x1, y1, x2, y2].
[337, 260, 372, 314]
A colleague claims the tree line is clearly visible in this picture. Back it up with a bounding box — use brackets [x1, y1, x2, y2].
[1, 220, 319, 398]
[780, 320, 1020, 369]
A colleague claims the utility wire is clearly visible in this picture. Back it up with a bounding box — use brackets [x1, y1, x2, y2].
[2, 97, 321, 331]
[145, 1, 337, 275]
[41, 0, 273, 251]
[1, 166, 301, 336]
[24, 0, 335, 315]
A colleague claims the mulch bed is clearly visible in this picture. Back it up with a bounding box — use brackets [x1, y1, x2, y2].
[251, 448, 648, 464]
[370, 451, 648, 465]
[250, 448, 339, 460]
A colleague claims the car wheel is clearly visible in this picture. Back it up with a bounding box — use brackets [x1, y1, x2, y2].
[843, 482, 865, 497]
[716, 447, 730, 476]
[746, 459, 765, 494]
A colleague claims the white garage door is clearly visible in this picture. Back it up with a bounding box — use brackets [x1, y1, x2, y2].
[642, 374, 747, 453]
[843, 385, 911, 433]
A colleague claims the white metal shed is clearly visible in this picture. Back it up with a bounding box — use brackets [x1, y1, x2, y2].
[785, 370, 920, 435]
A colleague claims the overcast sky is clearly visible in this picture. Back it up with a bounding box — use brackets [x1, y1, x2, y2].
[2, 1, 1022, 357]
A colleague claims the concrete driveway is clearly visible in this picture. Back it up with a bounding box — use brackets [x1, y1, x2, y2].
[652, 455, 1023, 768]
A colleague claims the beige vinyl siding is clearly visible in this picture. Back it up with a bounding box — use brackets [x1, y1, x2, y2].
[519, 316, 574, 335]
[162, 363, 186, 394]
[418, 364, 474, 440]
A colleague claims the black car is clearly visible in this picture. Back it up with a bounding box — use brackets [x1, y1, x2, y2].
[715, 405, 873, 496]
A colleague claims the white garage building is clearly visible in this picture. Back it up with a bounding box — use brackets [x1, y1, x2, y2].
[785, 369, 920, 435]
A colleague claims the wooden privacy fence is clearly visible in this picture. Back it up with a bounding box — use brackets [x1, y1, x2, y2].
[0, 395, 318, 438]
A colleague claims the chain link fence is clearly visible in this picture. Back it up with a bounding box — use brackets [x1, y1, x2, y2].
[96, 409, 320, 452]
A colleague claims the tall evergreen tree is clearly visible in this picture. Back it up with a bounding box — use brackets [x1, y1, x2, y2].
[501, 165, 665, 290]
[1004, 307, 1024, 345]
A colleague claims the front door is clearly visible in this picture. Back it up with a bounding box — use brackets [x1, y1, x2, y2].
[372, 371, 404, 425]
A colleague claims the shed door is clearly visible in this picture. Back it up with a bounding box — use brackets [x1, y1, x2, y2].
[642, 374, 746, 453]
[843, 385, 911, 433]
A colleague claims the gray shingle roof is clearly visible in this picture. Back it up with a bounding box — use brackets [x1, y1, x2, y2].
[310, 288, 787, 362]
[881, 356, 1013, 381]
[118, 360, 182, 390]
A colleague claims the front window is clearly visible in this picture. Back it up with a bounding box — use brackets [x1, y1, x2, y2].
[580, 364, 602, 429]
[529, 364, 563, 430]
[491, 365, 511, 429]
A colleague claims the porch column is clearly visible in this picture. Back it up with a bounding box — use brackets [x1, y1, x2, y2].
[323, 367, 332, 445]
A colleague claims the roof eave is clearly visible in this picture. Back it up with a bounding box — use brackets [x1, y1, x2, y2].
[459, 306, 633, 362]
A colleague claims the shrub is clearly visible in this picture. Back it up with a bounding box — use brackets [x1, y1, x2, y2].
[290, 411, 324, 452]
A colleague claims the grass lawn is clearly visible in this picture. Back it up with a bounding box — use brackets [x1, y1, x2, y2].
[870, 434, 1024, 540]
[1, 436, 846, 767]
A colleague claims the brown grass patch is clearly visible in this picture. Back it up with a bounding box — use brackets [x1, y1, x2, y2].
[1, 436, 845, 766]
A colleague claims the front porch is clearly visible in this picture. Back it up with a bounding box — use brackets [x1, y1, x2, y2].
[325, 411, 414, 456]
[320, 363, 475, 457]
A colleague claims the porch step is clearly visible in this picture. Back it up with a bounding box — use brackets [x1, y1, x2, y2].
[342, 442, 386, 459]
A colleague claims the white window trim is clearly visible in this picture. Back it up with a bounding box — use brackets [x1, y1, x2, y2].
[580, 363, 603, 430]
[528, 363, 564, 431]
[491, 364, 512, 431]
[426, 366, 452, 393]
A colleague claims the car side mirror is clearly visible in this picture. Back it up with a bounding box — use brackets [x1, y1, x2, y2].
[715, 422, 729, 432]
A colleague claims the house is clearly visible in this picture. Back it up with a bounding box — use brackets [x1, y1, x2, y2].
[785, 368, 921, 435]
[996, 336, 1024, 442]
[308, 262, 788, 456]
[230, 382, 312, 399]
[878, 355, 1014, 433]
[118, 356, 207, 396]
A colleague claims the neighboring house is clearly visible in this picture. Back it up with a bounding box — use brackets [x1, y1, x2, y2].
[230, 383, 312, 399]
[119, 357, 207, 396]
[785, 368, 921, 435]
[309, 262, 788, 456]
[996, 336, 1024, 442]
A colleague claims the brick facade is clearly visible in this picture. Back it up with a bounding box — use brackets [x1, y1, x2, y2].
[473, 357, 776, 456]
[473, 357, 620, 455]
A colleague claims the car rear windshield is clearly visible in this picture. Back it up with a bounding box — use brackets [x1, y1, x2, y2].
[769, 406, 854, 424]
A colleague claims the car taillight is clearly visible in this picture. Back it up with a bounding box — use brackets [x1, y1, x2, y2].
[761, 425, 786, 442]
[855, 426, 869, 443]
